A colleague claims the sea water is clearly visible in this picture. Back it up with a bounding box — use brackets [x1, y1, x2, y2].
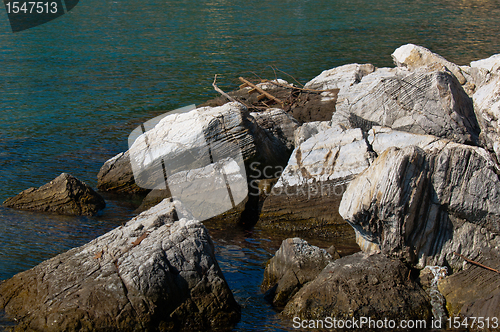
[1, 0, 499, 330]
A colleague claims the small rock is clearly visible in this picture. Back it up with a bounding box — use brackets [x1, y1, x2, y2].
[262, 238, 335, 307]
[3, 173, 105, 216]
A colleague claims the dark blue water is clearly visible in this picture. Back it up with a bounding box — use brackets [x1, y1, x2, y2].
[1, 0, 500, 330]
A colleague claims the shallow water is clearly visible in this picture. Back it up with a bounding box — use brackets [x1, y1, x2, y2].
[1, 0, 500, 330]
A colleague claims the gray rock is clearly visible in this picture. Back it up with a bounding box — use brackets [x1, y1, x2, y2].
[3, 173, 105, 216]
[0, 199, 240, 331]
[332, 68, 479, 145]
[339, 143, 500, 272]
[473, 73, 500, 163]
[262, 238, 336, 307]
[258, 126, 373, 240]
[294, 121, 333, 147]
[282, 252, 432, 322]
[250, 108, 299, 154]
[392, 44, 467, 84]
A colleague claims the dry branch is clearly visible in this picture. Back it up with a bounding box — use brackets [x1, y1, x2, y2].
[453, 252, 500, 274]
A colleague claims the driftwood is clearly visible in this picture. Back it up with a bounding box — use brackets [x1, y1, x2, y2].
[238, 77, 283, 104]
[453, 252, 500, 274]
[212, 74, 238, 103]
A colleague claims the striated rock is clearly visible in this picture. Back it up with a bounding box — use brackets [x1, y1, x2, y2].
[259, 126, 373, 239]
[282, 252, 432, 322]
[367, 126, 442, 155]
[473, 73, 500, 162]
[0, 199, 240, 331]
[339, 143, 500, 272]
[250, 108, 299, 153]
[438, 249, 500, 330]
[392, 43, 466, 84]
[332, 67, 479, 145]
[97, 150, 148, 195]
[262, 238, 336, 307]
[3, 173, 105, 216]
[294, 121, 332, 146]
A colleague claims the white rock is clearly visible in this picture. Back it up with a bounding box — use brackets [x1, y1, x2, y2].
[470, 54, 500, 73]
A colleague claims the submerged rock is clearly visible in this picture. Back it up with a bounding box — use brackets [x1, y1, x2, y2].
[3, 173, 105, 216]
[0, 199, 240, 331]
[282, 252, 432, 322]
[262, 238, 337, 307]
[339, 143, 500, 272]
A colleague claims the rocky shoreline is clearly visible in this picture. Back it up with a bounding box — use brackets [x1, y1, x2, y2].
[2, 44, 500, 331]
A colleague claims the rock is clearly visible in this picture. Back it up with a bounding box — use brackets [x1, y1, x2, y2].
[304, 63, 376, 92]
[135, 189, 171, 213]
[0, 199, 240, 331]
[367, 126, 443, 155]
[438, 249, 500, 325]
[473, 73, 500, 162]
[392, 43, 466, 84]
[470, 53, 500, 73]
[97, 150, 148, 195]
[258, 126, 374, 239]
[250, 108, 299, 153]
[98, 103, 294, 198]
[262, 238, 335, 307]
[282, 252, 432, 322]
[3, 173, 105, 216]
[459, 65, 491, 96]
[339, 143, 500, 272]
[294, 121, 332, 146]
[332, 67, 479, 145]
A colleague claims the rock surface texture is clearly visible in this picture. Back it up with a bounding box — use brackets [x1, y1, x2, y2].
[97, 150, 148, 195]
[332, 67, 479, 145]
[339, 144, 500, 272]
[0, 199, 240, 331]
[261, 238, 337, 307]
[3, 173, 105, 216]
[282, 252, 432, 322]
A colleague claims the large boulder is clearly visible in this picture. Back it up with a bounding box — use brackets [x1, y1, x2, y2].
[98, 103, 296, 198]
[3, 173, 105, 216]
[332, 67, 479, 145]
[258, 126, 373, 239]
[339, 143, 500, 272]
[261, 238, 338, 307]
[282, 252, 432, 322]
[0, 199, 240, 331]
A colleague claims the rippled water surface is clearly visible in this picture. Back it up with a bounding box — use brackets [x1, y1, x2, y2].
[1, 0, 500, 330]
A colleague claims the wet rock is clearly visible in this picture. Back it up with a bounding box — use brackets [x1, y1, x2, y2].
[339, 143, 500, 271]
[282, 252, 432, 322]
[259, 126, 373, 239]
[332, 67, 479, 145]
[0, 199, 240, 331]
[392, 43, 467, 84]
[3, 173, 105, 216]
[262, 238, 336, 307]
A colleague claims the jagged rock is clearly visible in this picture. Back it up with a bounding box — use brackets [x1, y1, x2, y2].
[98, 103, 294, 197]
[258, 126, 373, 239]
[294, 121, 332, 146]
[97, 150, 148, 195]
[0, 199, 240, 331]
[262, 238, 336, 307]
[438, 248, 500, 328]
[339, 143, 500, 272]
[282, 252, 432, 322]
[473, 73, 500, 162]
[3, 173, 105, 216]
[332, 67, 479, 145]
[459, 65, 491, 96]
[471, 53, 500, 73]
[250, 108, 299, 153]
[392, 43, 466, 84]
[367, 126, 443, 155]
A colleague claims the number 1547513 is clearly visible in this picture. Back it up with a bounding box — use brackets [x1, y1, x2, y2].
[5, 2, 58, 14]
